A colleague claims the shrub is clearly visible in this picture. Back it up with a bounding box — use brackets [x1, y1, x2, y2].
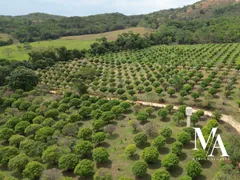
[15, 121, 30, 134]
[58, 154, 78, 170]
[8, 154, 29, 172]
[42, 145, 62, 165]
[152, 169, 170, 180]
[185, 161, 202, 178]
[172, 112, 185, 126]
[40, 168, 63, 180]
[137, 111, 149, 123]
[142, 147, 159, 163]
[21, 111, 36, 122]
[171, 141, 183, 156]
[74, 159, 94, 177]
[62, 123, 79, 137]
[151, 136, 166, 150]
[93, 120, 105, 131]
[24, 124, 42, 136]
[0, 146, 19, 165]
[94, 168, 112, 180]
[78, 128, 92, 140]
[0, 127, 14, 141]
[134, 133, 148, 146]
[132, 161, 147, 177]
[162, 153, 179, 169]
[128, 120, 140, 132]
[93, 147, 109, 163]
[158, 108, 168, 120]
[104, 124, 116, 135]
[160, 127, 172, 139]
[32, 115, 45, 124]
[9, 135, 25, 147]
[45, 109, 59, 119]
[193, 149, 207, 161]
[177, 131, 191, 145]
[74, 140, 93, 158]
[23, 161, 44, 179]
[35, 126, 54, 142]
[92, 132, 106, 145]
[125, 144, 137, 157]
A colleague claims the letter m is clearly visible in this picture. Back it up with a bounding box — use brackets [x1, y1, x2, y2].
[193, 128, 229, 157]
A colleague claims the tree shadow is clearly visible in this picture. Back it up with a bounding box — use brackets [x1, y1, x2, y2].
[137, 142, 151, 149]
[148, 159, 161, 169]
[149, 114, 157, 119]
[169, 166, 183, 178]
[118, 115, 126, 121]
[107, 133, 119, 140]
[135, 173, 151, 180]
[125, 109, 133, 114]
[195, 174, 207, 180]
[159, 147, 170, 155]
[166, 137, 176, 144]
[201, 160, 212, 168]
[129, 154, 140, 161]
[98, 142, 111, 148]
[179, 152, 187, 161]
[79, 174, 94, 180]
[96, 159, 113, 169]
[184, 142, 195, 149]
[161, 117, 171, 122]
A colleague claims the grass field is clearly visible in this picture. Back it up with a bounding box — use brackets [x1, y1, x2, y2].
[61, 27, 154, 41]
[0, 27, 152, 61]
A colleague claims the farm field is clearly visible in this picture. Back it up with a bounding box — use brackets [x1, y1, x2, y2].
[0, 27, 152, 61]
[0, 88, 238, 179]
[38, 43, 240, 122]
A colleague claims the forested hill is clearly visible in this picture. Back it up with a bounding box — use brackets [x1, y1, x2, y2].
[0, 0, 239, 43]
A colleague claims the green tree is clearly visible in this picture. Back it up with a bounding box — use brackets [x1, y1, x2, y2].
[160, 127, 172, 139]
[177, 132, 191, 145]
[23, 161, 44, 179]
[0, 127, 14, 142]
[151, 136, 166, 150]
[125, 144, 137, 157]
[58, 154, 78, 170]
[0, 146, 19, 165]
[94, 168, 112, 180]
[93, 147, 109, 163]
[8, 66, 39, 91]
[193, 149, 207, 161]
[74, 159, 94, 177]
[74, 140, 93, 158]
[42, 145, 62, 165]
[78, 128, 92, 140]
[152, 169, 170, 180]
[92, 132, 106, 145]
[162, 153, 179, 170]
[185, 161, 202, 178]
[132, 161, 147, 177]
[8, 154, 29, 173]
[134, 133, 148, 146]
[142, 147, 159, 163]
[171, 141, 183, 156]
[158, 108, 169, 120]
[137, 111, 149, 123]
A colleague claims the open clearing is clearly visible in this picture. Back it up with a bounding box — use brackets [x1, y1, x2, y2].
[0, 27, 153, 61]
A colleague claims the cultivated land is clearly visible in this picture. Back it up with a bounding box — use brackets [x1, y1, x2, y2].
[0, 27, 152, 61]
[38, 43, 240, 122]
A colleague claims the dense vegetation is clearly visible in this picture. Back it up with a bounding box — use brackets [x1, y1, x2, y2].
[0, 1, 239, 44]
[0, 87, 239, 179]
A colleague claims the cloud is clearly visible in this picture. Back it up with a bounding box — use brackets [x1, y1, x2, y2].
[0, 0, 199, 16]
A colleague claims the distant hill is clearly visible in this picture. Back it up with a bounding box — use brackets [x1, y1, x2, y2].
[0, 0, 239, 43]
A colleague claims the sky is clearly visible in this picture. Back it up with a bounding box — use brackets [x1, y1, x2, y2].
[0, 0, 199, 16]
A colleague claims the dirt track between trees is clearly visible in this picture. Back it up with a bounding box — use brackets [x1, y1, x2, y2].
[50, 90, 240, 134]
